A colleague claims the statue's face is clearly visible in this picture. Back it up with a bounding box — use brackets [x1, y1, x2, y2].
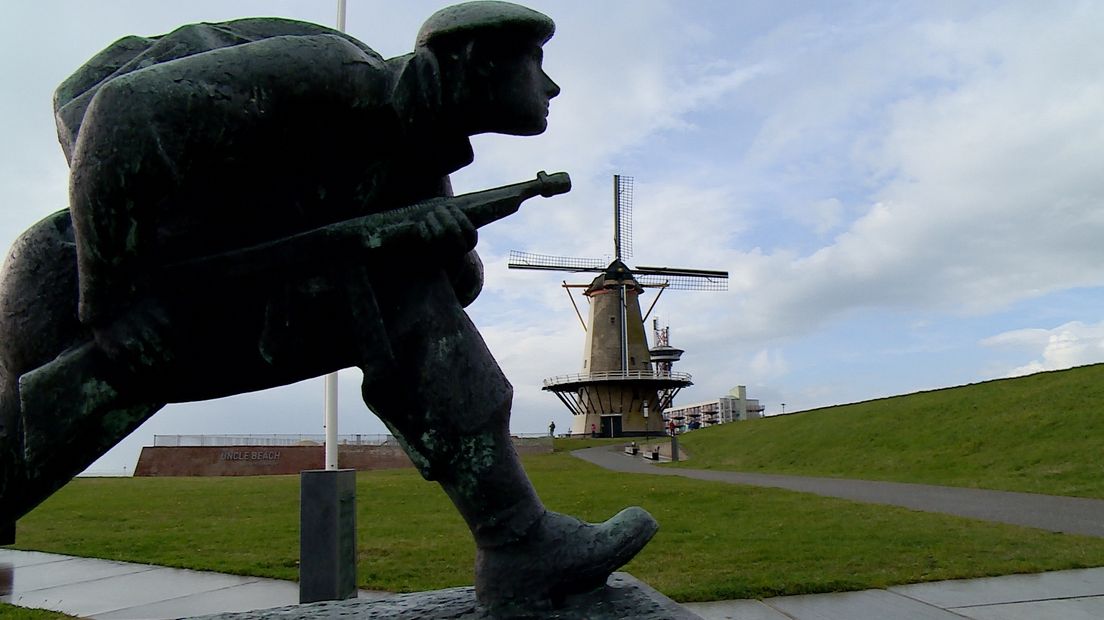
[476, 44, 560, 136]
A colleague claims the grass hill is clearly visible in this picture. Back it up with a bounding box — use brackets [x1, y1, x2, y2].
[676, 363, 1104, 498]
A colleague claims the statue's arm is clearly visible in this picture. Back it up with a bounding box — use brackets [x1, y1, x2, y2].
[162, 172, 570, 285]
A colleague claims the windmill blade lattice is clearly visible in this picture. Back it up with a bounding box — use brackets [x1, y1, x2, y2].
[614, 175, 633, 261]
[637, 274, 728, 291]
[508, 250, 607, 272]
[636, 265, 728, 291]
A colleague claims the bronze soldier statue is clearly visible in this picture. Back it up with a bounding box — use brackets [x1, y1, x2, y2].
[0, 1, 656, 612]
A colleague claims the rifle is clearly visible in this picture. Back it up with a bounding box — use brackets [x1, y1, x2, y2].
[13, 171, 570, 506]
[163, 170, 571, 282]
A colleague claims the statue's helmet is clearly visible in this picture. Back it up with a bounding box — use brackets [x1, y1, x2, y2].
[416, 1, 554, 51]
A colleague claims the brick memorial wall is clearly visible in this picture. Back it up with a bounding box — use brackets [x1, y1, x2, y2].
[133, 445, 412, 477]
[133, 437, 552, 477]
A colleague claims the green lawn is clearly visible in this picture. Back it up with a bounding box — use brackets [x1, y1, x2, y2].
[0, 604, 76, 619]
[676, 364, 1104, 498]
[12, 451, 1104, 602]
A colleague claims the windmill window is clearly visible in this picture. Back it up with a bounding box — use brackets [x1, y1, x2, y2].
[630, 356, 636, 365]
[609, 316, 616, 324]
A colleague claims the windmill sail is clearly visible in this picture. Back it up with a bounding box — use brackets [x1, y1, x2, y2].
[613, 175, 633, 261]
[636, 274, 727, 291]
[508, 251, 606, 272]
[635, 265, 729, 291]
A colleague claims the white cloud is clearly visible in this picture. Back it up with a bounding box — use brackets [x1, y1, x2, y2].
[982, 320, 1104, 377]
[692, 1, 1104, 348]
[803, 198, 845, 236]
[749, 348, 789, 381]
[980, 327, 1052, 350]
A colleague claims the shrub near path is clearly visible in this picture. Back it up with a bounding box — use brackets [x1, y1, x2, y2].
[14, 451, 1104, 602]
[676, 364, 1104, 498]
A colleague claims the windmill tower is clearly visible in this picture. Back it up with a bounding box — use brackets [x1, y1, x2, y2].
[509, 175, 728, 438]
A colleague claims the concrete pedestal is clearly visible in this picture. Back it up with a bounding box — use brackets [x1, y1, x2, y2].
[299, 469, 357, 603]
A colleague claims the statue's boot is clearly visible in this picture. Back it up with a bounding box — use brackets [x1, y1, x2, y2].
[474, 506, 658, 611]
[385, 418, 660, 612]
[407, 422, 659, 610]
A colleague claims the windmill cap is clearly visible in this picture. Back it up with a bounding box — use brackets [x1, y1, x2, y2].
[416, 1, 554, 50]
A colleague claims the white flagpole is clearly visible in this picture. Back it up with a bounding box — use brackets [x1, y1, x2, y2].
[336, 0, 347, 31]
[323, 0, 348, 472]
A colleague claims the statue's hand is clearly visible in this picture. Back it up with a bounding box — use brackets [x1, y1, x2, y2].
[92, 298, 174, 373]
[408, 203, 478, 258]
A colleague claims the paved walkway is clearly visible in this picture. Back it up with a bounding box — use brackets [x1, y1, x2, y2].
[0, 548, 393, 619]
[686, 567, 1104, 619]
[4, 548, 1104, 619]
[573, 446, 1104, 537]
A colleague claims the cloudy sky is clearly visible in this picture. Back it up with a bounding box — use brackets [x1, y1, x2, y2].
[2, 1, 1102, 474]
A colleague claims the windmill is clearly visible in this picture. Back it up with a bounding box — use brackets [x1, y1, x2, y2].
[509, 175, 728, 437]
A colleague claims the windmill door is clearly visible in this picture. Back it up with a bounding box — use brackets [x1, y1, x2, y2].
[600, 415, 623, 438]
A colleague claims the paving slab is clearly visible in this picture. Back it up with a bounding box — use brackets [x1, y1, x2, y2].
[764, 588, 964, 620]
[952, 595, 1104, 620]
[685, 598, 792, 619]
[92, 579, 302, 620]
[890, 567, 1104, 608]
[8, 564, 269, 617]
[1, 556, 156, 598]
[94, 583, 395, 620]
[0, 549, 80, 568]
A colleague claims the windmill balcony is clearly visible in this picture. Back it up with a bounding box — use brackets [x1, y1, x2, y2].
[542, 369, 692, 390]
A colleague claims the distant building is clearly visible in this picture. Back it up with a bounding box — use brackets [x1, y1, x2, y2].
[663, 386, 763, 430]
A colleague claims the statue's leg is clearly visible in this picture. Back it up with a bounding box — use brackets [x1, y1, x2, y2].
[359, 271, 657, 611]
[1, 341, 163, 541]
[1, 358, 162, 541]
[0, 211, 165, 541]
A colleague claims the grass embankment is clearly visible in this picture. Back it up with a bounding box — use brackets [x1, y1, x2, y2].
[14, 451, 1104, 602]
[0, 604, 76, 619]
[676, 364, 1104, 498]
